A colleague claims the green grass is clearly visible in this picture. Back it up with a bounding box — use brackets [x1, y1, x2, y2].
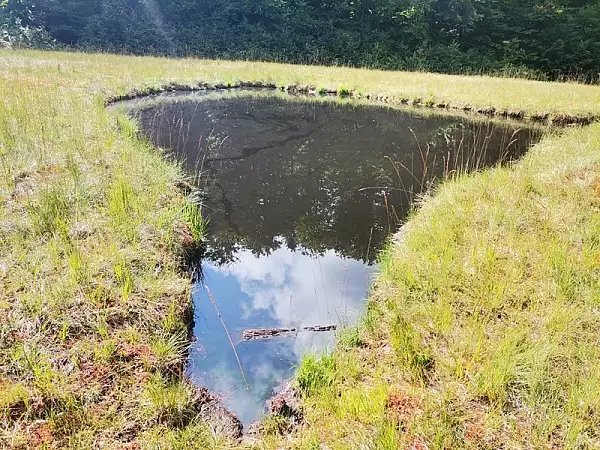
[1, 49, 600, 448]
[0, 50, 213, 448]
[285, 125, 600, 449]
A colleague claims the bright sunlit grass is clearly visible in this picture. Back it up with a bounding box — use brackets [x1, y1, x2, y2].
[0, 50, 211, 448]
[1, 49, 600, 449]
[287, 124, 600, 449]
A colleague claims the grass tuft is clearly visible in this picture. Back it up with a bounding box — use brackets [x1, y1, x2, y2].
[337, 326, 364, 349]
[141, 374, 198, 427]
[27, 187, 70, 236]
[182, 200, 207, 243]
[297, 353, 336, 397]
[151, 331, 189, 372]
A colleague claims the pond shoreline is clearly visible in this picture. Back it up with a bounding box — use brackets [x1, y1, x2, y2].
[126, 90, 544, 429]
[2, 49, 600, 448]
[106, 82, 598, 127]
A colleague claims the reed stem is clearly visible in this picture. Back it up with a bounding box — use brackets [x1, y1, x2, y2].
[205, 285, 250, 392]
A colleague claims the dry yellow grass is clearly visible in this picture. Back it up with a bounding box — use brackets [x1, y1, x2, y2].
[4, 49, 600, 119]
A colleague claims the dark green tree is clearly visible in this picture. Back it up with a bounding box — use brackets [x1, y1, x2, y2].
[3, 0, 599, 80]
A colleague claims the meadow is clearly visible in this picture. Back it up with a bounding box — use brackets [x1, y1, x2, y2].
[1, 49, 600, 449]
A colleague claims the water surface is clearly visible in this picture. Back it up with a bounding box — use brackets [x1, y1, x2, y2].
[133, 92, 543, 424]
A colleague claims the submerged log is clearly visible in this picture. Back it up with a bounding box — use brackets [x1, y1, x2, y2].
[303, 325, 336, 332]
[242, 325, 337, 341]
[243, 327, 297, 340]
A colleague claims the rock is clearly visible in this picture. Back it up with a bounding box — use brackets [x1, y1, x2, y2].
[267, 380, 302, 423]
[240, 421, 262, 446]
[244, 421, 262, 436]
[196, 387, 243, 439]
[166, 82, 194, 91]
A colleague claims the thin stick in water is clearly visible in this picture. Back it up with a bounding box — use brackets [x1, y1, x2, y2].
[205, 285, 250, 392]
[365, 225, 374, 264]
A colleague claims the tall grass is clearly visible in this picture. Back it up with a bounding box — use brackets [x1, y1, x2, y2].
[0, 52, 209, 448]
[1, 49, 600, 448]
[290, 124, 600, 449]
[27, 186, 71, 236]
[183, 200, 207, 243]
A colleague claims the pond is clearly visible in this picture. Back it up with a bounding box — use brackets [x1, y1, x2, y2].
[129, 91, 543, 425]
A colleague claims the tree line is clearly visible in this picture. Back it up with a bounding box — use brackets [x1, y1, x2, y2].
[2, 0, 599, 80]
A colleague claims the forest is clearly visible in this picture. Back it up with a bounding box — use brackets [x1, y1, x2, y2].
[2, 0, 599, 80]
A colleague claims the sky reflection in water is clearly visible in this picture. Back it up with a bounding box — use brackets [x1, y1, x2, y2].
[188, 245, 374, 424]
[133, 93, 543, 424]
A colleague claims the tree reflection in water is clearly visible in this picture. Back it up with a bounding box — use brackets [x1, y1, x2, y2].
[133, 93, 543, 424]
[137, 93, 542, 265]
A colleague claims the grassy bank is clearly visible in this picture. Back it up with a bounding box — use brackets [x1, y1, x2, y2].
[1, 49, 600, 449]
[0, 52, 220, 448]
[282, 123, 600, 450]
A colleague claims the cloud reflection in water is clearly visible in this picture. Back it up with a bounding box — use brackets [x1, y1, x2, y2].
[187, 243, 375, 424]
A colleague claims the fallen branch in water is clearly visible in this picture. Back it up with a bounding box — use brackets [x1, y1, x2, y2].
[242, 325, 337, 341]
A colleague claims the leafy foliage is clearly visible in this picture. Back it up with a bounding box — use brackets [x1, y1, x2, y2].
[0, 0, 55, 48]
[2, 0, 600, 79]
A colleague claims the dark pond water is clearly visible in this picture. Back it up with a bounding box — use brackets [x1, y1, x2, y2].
[131, 92, 543, 425]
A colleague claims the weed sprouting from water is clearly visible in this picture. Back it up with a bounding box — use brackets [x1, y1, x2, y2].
[383, 122, 543, 226]
[182, 199, 207, 243]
